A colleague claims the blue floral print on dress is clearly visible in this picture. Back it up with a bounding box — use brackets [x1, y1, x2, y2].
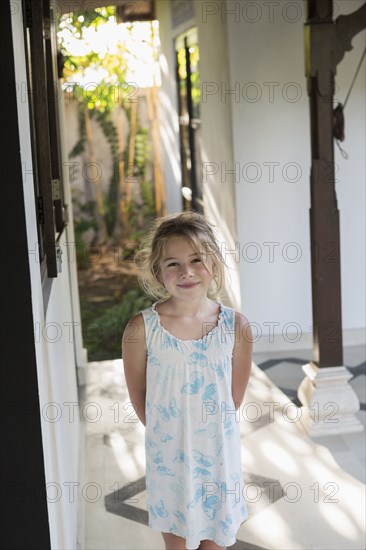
[141, 301, 248, 550]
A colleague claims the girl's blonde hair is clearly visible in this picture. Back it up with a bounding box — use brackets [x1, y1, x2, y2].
[135, 210, 226, 300]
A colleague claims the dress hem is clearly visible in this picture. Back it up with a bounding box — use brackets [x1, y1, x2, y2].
[148, 510, 249, 549]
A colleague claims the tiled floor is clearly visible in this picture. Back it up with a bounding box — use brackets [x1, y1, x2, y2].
[80, 345, 365, 549]
[253, 345, 366, 484]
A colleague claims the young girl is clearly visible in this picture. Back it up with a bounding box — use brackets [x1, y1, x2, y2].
[122, 211, 252, 550]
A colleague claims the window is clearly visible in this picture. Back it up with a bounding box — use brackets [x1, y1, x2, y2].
[175, 28, 203, 213]
[23, 0, 67, 279]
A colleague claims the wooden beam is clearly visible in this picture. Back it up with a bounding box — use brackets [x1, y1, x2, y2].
[334, 3, 366, 66]
[56, 0, 155, 19]
[305, 0, 366, 368]
[306, 0, 343, 367]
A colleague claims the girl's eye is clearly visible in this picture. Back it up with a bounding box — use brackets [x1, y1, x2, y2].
[166, 258, 200, 267]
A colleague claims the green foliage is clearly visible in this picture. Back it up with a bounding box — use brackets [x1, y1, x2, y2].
[177, 45, 200, 118]
[134, 128, 151, 174]
[130, 230, 147, 242]
[59, 10, 157, 243]
[141, 179, 155, 218]
[59, 6, 127, 112]
[58, 9, 161, 361]
[69, 106, 87, 158]
[73, 198, 99, 269]
[80, 289, 153, 360]
[94, 109, 119, 149]
[93, 109, 120, 234]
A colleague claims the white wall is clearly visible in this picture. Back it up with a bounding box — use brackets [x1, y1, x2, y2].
[11, 3, 83, 548]
[155, 0, 184, 214]
[334, 1, 366, 334]
[223, 0, 365, 350]
[194, 0, 242, 310]
[156, 0, 242, 309]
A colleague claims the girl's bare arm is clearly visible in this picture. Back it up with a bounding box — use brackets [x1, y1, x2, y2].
[122, 313, 147, 426]
[232, 311, 253, 410]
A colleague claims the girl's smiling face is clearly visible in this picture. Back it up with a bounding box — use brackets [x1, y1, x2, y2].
[158, 236, 213, 298]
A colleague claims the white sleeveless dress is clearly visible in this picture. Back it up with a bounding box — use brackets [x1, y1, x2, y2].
[140, 300, 248, 549]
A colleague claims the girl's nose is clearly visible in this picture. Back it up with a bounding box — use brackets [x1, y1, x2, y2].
[179, 263, 194, 276]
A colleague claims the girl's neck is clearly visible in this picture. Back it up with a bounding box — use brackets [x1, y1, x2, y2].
[161, 296, 216, 318]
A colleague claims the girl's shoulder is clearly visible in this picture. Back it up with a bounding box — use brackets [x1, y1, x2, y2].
[233, 309, 250, 325]
[122, 311, 148, 354]
[124, 310, 145, 335]
[232, 309, 253, 345]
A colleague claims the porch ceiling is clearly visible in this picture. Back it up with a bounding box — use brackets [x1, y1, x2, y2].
[57, 0, 155, 20]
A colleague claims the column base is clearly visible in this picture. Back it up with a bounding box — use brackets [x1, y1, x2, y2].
[297, 362, 363, 437]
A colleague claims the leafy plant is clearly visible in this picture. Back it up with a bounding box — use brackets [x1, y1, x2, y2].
[73, 197, 99, 269]
[81, 289, 153, 360]
[58, 8, 157, 243]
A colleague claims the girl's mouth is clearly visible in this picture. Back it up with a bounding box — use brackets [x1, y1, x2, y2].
[178, 283, 199, 289]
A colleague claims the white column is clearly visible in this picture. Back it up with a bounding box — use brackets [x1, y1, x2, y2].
[297, 362, 363, 437]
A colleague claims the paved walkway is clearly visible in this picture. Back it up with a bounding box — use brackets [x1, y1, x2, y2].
[80, 345, 365, 549]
